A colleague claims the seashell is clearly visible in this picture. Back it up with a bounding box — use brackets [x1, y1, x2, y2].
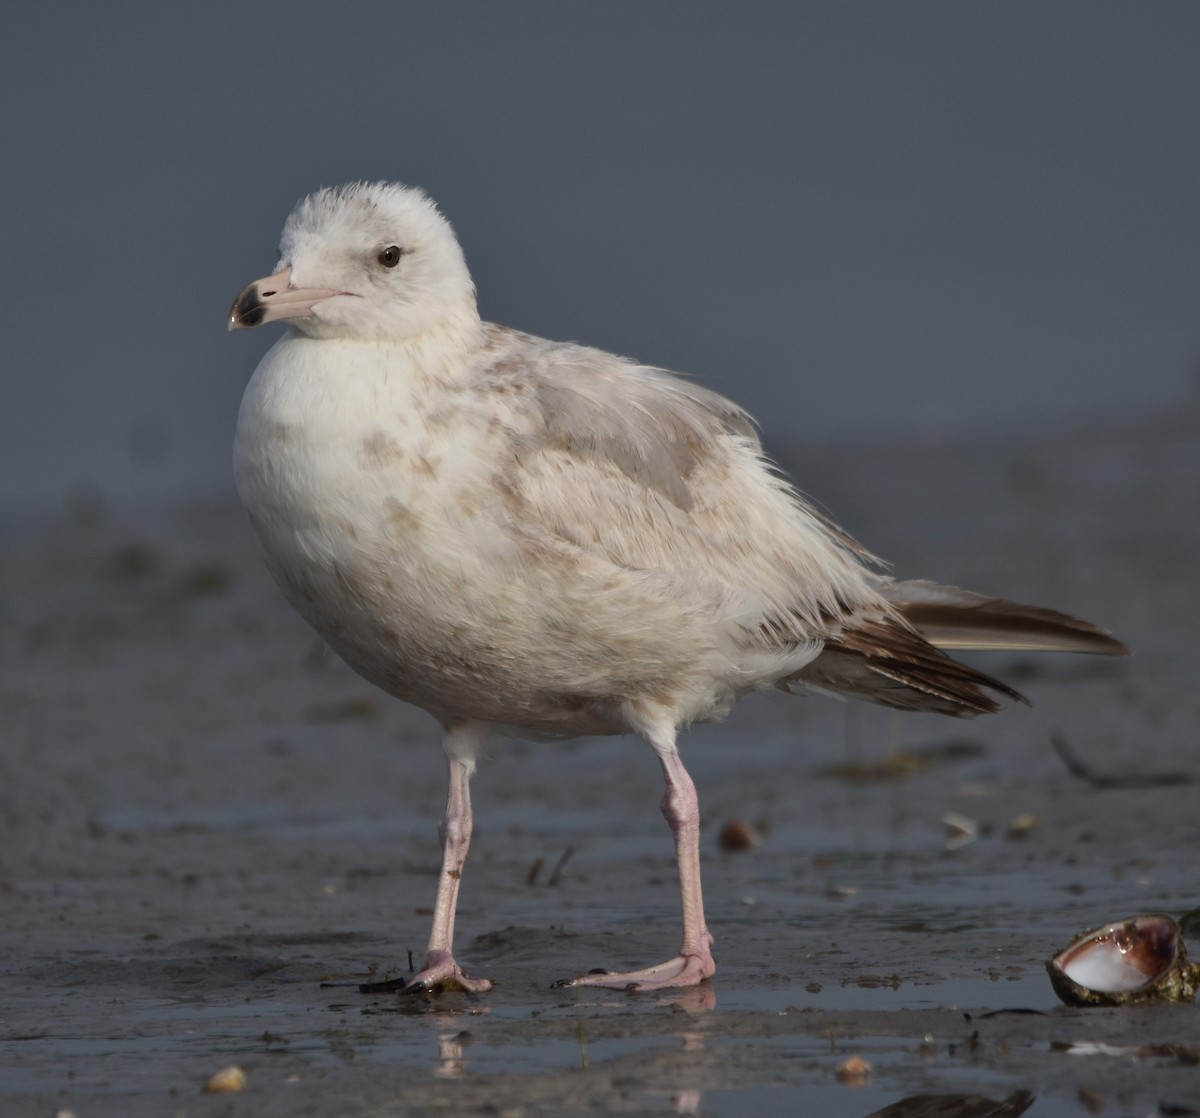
[1047, 914, 1199, 1006]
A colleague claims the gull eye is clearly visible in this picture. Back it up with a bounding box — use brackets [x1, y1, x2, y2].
[377, 245, 403, 268]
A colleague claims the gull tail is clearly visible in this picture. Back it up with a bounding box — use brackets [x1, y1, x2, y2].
[788, 580, 1128, 718]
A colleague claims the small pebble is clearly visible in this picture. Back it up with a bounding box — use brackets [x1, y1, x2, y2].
[835, 1055, 871, 1084]
[717, 819, 757, 851]
[1008, 812, 1038, 839]
[203, 1065, 247, 1093]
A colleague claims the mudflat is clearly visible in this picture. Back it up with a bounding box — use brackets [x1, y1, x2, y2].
[3, 408, 1197, 1116]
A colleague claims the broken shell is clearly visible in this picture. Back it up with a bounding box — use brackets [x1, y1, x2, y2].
[1047, 914, 1199, 1006]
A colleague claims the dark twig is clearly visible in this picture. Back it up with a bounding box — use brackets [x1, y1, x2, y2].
[1051, 734, 1194, 789]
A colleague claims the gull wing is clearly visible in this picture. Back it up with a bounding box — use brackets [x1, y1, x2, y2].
[475, 328, 884, 642]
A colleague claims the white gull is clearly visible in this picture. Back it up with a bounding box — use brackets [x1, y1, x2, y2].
[229, 181, 1127, 993]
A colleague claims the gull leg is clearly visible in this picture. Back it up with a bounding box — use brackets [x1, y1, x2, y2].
[562, 713, 715, 990]
[406, 720, 493, 993]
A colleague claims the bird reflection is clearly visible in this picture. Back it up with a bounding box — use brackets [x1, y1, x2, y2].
[433, 1029, 468, 1079]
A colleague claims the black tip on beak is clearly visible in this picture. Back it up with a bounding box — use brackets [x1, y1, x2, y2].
[228, 287, 266, 330]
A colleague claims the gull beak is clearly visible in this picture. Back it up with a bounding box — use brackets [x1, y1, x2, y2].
[227, 266, 344, 330]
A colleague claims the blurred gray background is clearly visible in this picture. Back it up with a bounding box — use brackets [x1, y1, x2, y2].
[3, 1, 1197, 512]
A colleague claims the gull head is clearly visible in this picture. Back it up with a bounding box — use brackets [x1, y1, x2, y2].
[229, 182, 477, 342]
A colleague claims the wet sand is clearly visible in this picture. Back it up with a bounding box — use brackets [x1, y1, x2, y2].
[2, 407, 1198, 1116]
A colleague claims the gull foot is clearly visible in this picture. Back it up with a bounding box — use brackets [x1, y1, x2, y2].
[359, 949, 493, 995]
[556, 949, 716, 991]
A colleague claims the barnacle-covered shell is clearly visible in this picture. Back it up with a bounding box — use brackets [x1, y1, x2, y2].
[1047, 914, 1199, 1006]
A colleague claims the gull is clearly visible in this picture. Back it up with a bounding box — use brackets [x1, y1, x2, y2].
[229, 182, 1127, 993]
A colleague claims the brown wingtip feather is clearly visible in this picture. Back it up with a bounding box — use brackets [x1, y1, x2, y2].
[798, 617, 1027, 717]
[796, 583, 1131, 717]
[895, 599, 1130, 657]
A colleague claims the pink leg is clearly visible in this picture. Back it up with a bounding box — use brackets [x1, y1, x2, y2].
[405, 721, 493, 994]
[562, 715, 716, 991]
